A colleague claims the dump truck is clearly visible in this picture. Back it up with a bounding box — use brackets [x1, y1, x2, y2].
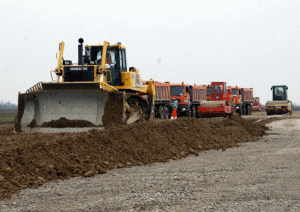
[252, 97, 262, 111]
[15, 39, 155, 133]
[170, 83, 206, 117]
[227, 86, 253, 115]
[265, 85, 292, 115]
[197, 82, 235, 118]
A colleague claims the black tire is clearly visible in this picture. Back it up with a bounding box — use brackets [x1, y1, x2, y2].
[163, 106, 169, 119]
[249, 106, 252, 115]
[186, 108, 192, 117]
[192, 105, 197, 117]
[158, 106, 164, 119]
[238, 107, 243, 115]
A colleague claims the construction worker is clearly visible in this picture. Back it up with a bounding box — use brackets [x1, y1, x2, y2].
[105, 52, 113, 64]
[171, 100, 178, 120]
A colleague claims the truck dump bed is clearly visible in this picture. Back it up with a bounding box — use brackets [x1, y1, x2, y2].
[241, 88, 253, 102]
[154, 82, 171, 104]
[192, 85, 207, 103]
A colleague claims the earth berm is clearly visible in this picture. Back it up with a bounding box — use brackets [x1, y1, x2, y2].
[0, 115, 267, 199]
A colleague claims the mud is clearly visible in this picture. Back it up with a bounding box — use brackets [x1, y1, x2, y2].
[0, 115, 269, 200]
[41, 117, 95, 128]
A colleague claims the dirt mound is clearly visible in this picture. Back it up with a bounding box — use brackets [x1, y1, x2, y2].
[0, 116, 268, 199]
[0, 124, 14, 135]
[102, 92, 125, 125]
[41, 117, 95, 128]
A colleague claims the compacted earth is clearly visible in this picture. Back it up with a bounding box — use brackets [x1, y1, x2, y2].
[0, 112, 299, 211]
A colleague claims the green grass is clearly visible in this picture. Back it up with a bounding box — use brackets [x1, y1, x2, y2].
[0, 109, 17, 123]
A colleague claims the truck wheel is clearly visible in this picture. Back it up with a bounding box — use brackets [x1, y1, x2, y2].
[163, 106, 169, 119]
[187, 109, 191, 117]
[249, 106, 252, 115]
[245, 105, 249, 115]
[192, 106, 196, 117]
[158, 106, 164, 119]
[239, 107, 243, 115]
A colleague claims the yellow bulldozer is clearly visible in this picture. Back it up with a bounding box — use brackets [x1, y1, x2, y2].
[15, 38, 155, 133]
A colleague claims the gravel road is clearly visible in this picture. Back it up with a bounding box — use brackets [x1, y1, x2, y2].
[1, 118, 299, 211]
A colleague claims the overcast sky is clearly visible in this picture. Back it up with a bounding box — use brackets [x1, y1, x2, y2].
[1, 0, 300, 104]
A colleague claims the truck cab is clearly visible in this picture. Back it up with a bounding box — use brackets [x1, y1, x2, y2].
[170, 82, 191, 116]
[227, 86, 241, 112]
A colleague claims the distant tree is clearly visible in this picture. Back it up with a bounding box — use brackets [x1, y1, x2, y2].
[293, 103, 300, 111]
[0, 100, 17, 109]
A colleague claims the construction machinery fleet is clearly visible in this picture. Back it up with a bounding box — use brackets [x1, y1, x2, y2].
[15, 38, 156, 133]
[15, 38, 278, 133]
[265, 85, 292, 115]
[197, 82, 235, 118]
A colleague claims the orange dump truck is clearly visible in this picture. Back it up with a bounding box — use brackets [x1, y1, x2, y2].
[170, 82, 206, 117]
[227, 86, 253, 115]
[153, 81, 171, 119]
[141, 81, 171, 119]
[252, 97, 262, 111]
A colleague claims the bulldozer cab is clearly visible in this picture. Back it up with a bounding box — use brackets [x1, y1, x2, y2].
[84, 44, 127, 86]
[271, 85, 288, 101]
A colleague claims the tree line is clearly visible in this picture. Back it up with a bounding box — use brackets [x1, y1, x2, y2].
[0, 101, 17, 110]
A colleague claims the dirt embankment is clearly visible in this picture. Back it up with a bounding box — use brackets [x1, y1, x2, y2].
[0, 116, 267, 200]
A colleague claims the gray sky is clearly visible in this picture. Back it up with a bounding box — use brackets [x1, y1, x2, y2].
[1, 0, 300, 104]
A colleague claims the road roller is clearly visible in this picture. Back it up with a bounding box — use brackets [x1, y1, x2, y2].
[197, 82, 235, 118]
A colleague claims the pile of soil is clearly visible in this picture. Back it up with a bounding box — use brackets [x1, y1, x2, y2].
[0, 116, 268, 199]
[41, 117, 95, 128]
[0, 124, 14, 135]
[102, 92, 125, 125]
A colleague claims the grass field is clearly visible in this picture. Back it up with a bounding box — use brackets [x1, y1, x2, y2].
[0, 109, 17, 123]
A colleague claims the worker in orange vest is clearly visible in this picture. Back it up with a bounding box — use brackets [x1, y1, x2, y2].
[171, 100, 178, 120]
[106, 52, 113, 64]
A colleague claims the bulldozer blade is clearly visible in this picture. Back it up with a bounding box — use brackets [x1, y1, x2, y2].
[15, 89, 117, 133]
[15, 83, 151, 133]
